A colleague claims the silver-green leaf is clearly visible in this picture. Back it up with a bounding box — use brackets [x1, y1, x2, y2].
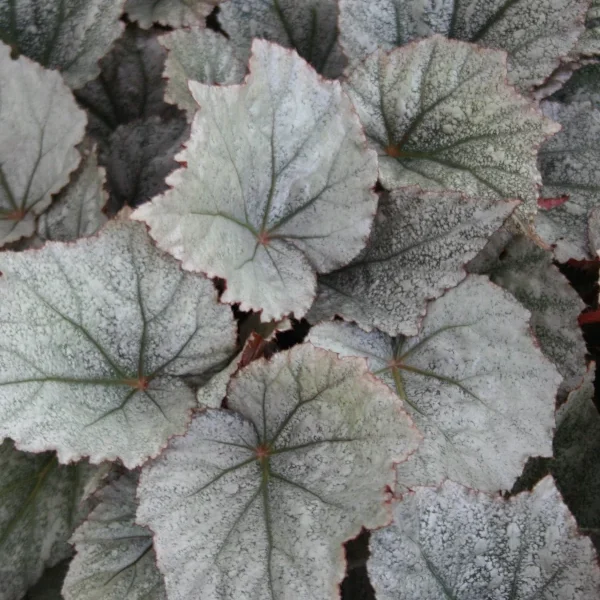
[343, 36, 558, 209]
[133, 40, 378, 321]
[0, 217, 236, 468]
[369, 476, 600, 600]
[136, 344, 420, 600]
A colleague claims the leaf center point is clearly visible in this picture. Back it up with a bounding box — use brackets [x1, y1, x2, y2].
[257, 230, 271, 246]
[122, 376, 150, 391]
[255, 443, 271, 461]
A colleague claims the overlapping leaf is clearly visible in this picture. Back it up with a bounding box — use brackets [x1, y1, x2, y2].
[343, 36, 558, 209]
[0, 0, 125, 89]
[535, 100, 600, 261]
[63, 472, 166, 600]
[160, 28, 247, 120]
[37, 143, 108, 243]
[0, 218, 236, 467]
[218, 0, 346, 78]
[307, 187, 517, 336]
[339, 0, 588, 91]
[0, 440, 106, 600]
[125, 0, 221, 29]
[369, 476, 600, 600]
[136, 344, 419, 600]
[574, 0, 600, 56]
[0, 43, 86, 247]
[308, 275, 560, 492]
[133, 40, 378, 321]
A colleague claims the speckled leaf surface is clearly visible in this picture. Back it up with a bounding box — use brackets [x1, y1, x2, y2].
[485, 235, 587, 399]
[0, 0, 125, 89]
[218, 0, 345, 78]
[0, 440, 105, 600]
[338, 0, 588, 91]
[0, 218, 236, 468]
[133, 40, 378, 321]
[308, 275, 560, 492]
[369, 476, 600, 600]
[551, 366, 600, 553]
[307, 188, 517, 336]
[37, 143, 108, 242]
[63, 472, 166, 600]
[0, 43, 86, 247]
[136, 344, 420, 600]
[536, 100, 600, 261]
[343, 36, 558, 209]
[160, 28, 246, 120]
[125, 0, 221, 28]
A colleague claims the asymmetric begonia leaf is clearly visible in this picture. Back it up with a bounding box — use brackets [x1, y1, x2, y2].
[0, 0, 125, 89]
[535, 100, 600, 261]
[343, 36, 559, 208]
[307, 188, 517, 336]
[308, 275, 560, 492]
[133, 40, 378, 321]
[136, 344, 420, 600]
[218, 0, 346, 78]
[338, 0, 588, 92]
[74, 28, 177, 145]
[160, 28, 247, 120]
[480, 235, 587, 399]
[551, 365, 600, 553]
[125, 0, 221, 29]
[0, 440, 107, 600]
[0, 218, 236, 467]
[0, 43, 86, 248]
[369, 476, 600, 600]
[37, 143, 108, 242]
[63, 472, 166, 600]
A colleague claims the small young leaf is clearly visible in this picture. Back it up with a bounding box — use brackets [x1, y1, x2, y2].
[479, 235, 587, 399]
[343, 36, 559, 209]
[308, 275, 560, 492]
[535, 100, 600, 261]
[133, 40, 378, 321]
[552, 366, 600, 553]
[136, 344, 420, 600]
[63, 472, 166, 600]
[339, 0, 588, 91]
[0, 43, 86, 247]
[37, 143, 108, 242]
[0, 440, 106, 600]
[160, 28, 247, 120]
[125, 0, 221, 28]
[551, 63, 600, 109]
[369, 476, 600, 600]
[307, 188, 517, 336]
[218, 0, 346, 78]
[0, 218, 236, 467]
[574, 0, 600, 56]
[0, 0, 125, 89]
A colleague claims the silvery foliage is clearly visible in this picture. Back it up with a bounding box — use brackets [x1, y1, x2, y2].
[1, 1, 599, 598]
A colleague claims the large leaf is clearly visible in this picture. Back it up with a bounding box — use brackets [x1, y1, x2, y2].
[125, 0, 221, 28]
[307, 187, 516, 336]
[218, 0, 346, 78]
[369, 476, 600, 600]
[308, 275, 560, 492]
[0, 218, 236, 468]
[0, 43, 86, 248]
[338, 0, 588, 92]
[0, 440, 106, 600]
[0, 0, 125, 89]
[477, 235, 587, 399]
[343, 36, 558, 209]
[535, 100, 600, 261]
[133, 40, 378, 321]
[160, 28, 247, 120]
[551, 365, 600, 553]
[37, 143, 108, 243]
[63, 472, 166, 600]
[136, 344, 420, 600]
